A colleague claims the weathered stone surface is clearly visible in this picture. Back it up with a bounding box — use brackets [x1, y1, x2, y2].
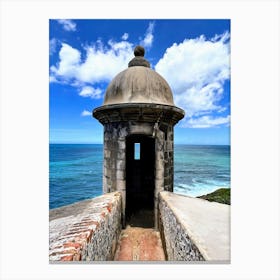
[129, 122, 153, 135]
[159, 191, 230, 262]
[103, 67, 174, 106]
[116, 159, 125, 170]
[116, 179, 126, 191]
[116, 169, 125, 180]
[93, 104, 184, 126]
[133, 45, 145, 57]
[127, 45, 151, 68]
[49, 192, 122, 262]
[118, 140, 125, 150]
[128, 57, 150, 68]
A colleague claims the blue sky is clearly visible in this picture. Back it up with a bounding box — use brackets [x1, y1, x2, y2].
[49, 19, 230, 145]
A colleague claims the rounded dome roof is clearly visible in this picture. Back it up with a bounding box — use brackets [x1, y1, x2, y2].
[104, 67, 174, 106]
[103, 46, 174, 106]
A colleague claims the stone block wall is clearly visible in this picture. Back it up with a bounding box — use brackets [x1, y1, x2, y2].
[103, 122, 128, 219]
[102, 117, 178, 230]
[163, 125, 174, 192]
[49, 192, 122, 262]
[103, 123, 126, 191]
[159, 192, 204, 261]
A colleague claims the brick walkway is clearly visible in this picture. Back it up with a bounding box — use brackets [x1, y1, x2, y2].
[114, 226, 166, 261]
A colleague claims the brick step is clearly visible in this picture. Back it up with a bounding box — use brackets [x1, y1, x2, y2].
[114, 226, 166, 261]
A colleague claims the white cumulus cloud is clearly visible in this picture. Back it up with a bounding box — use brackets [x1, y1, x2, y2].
[140, 22, 155, 48]
[79, 86, 102, 99]
[51, 40, 133, 85]
[49, 38, 58, 55]
[57, 19, 76, 31]
[81, 110, 92, 117]
[49, 26, 154, 101]
[155, 31, 230, 128]
[184, 115, 230, 128]
[121, 33, 129, 40]
[51, 43, 81, 80]
[49, 75, 58, 83]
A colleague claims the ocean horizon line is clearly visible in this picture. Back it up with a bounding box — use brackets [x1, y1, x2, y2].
[49, 142, 230, 146]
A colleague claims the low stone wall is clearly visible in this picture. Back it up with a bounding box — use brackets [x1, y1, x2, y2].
[159, 191, 230, 262]
[49, 192, 122, 262]
[159, 192, 204, 261]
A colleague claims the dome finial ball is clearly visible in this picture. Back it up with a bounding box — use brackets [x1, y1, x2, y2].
[134, 45, 145, 57]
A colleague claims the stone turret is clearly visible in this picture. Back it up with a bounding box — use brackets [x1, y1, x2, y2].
[93, 46, 184, 228]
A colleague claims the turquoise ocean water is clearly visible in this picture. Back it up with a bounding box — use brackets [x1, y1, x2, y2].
[49, 144, 230, 209]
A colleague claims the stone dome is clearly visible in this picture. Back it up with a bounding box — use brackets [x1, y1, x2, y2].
[103, 46, 174, 106]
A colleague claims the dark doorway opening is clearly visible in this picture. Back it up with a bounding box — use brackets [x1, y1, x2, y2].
[125, 135, 155, 228]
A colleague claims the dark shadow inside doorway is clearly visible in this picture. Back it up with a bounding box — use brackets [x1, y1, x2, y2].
[125, 135, 155, 228]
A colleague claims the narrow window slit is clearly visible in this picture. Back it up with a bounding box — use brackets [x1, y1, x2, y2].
[134, 143, 140, 160]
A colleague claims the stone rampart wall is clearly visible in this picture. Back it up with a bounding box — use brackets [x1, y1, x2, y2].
[49, 192, 122, 262]
[159, 192, 204, 261]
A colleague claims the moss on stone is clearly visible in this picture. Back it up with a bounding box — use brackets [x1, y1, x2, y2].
[197, 188, 230, 205]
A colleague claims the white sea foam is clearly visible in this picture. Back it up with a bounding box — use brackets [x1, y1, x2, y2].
[174, 183, 230, 198]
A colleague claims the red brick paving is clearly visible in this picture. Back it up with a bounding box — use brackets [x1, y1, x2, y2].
[114, 226, 166, 261]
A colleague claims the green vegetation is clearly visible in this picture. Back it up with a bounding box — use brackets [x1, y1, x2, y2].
[197, 188, 230, 205]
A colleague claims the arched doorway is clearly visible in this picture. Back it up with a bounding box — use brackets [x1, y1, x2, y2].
[125, 135, 155, 228]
